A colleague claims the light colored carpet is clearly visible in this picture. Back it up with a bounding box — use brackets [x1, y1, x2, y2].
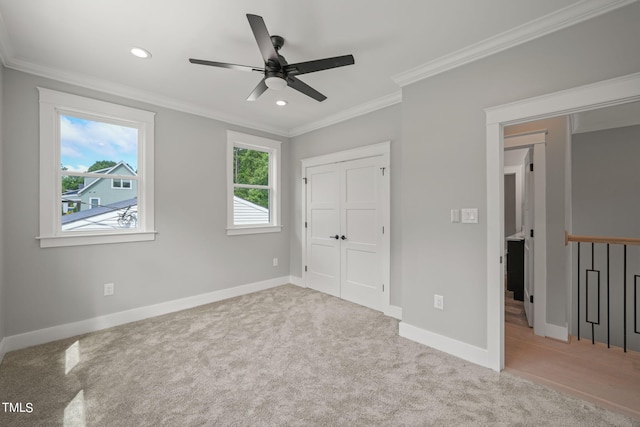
[0, 284, 638, 426]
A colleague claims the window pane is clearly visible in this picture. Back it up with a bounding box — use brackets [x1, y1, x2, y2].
[60, 115, 138, 173]
[61, 176, 138, 231]
[234, 188, 270, 225]
[233, 147, 269, 186]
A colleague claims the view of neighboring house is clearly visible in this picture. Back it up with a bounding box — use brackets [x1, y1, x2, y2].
[233, 197, 269, 225]
[62, 161, 137, 214]
[60, 159, 267, 229]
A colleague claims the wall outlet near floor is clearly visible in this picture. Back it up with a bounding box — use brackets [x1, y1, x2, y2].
[104, 283, 115, 296]
[273, 257, 278, 267]
[434, 294, 444, 310]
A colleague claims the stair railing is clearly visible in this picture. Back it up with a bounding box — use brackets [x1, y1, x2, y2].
[565, 231, 640, 352]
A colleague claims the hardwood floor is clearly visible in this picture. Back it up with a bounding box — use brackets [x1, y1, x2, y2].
[504, 292, 640, 420]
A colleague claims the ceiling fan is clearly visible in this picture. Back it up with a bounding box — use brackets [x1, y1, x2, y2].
[189, 14, 355, 102]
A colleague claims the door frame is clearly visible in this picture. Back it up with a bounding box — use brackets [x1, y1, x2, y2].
[504, 133, 547, 335]
[301, 141, 391, 314]
[485, 72, 640, 371]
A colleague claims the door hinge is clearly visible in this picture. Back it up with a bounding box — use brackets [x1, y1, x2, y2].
[303, 177, 308, 184]
[530, 295, 534, 304]
[382, 284, 385, 292]
[380, 167, 386, 176]
[305, 221, 308, 229]
[530, 163, 534, 172]
[530, 229, 534, 238]
[305, 265, 308, 272]
[382, 226, 385, 234]
[500, 256, 503, 264]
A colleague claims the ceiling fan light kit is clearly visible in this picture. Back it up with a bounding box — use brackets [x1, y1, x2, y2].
[189, 13, 354, 102]
[265, 76, 287, 90]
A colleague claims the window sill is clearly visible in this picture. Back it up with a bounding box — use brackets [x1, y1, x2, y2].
[227, 225, 282, 236]
[37, 231, 157, 248]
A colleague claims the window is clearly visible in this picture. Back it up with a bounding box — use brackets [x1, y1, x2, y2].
[38, 88, 156, 247]
[112, 178, 132, 189]
[227, 130, 281, 235]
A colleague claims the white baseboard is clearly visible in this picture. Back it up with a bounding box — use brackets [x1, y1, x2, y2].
[289, 275, 305, 287]
[384, 305, 402, 320]
[399, 321, 489, 369]
[2, 276, 291, 355]
[545, 322, 569, 342]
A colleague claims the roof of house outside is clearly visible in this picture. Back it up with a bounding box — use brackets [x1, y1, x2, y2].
[62, 197, 137, 225]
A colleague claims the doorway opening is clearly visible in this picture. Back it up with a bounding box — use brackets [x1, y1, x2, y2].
[485, 71, 640, 372]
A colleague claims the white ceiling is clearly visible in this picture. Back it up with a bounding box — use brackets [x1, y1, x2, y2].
[0, 0, 632, 136]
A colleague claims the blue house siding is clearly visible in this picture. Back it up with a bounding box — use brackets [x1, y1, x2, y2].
[78, 163, 136, 211]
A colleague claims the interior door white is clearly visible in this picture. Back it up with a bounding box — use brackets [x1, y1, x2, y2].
[305, 155, 385, 311]
[523, 148, 534, 327]
[339, 156, 384, 311]
[305, 163, 341, 297]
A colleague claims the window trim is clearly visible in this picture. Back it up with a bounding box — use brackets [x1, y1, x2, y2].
[226, 130, 282, 235]
[38, 88, 156, 248]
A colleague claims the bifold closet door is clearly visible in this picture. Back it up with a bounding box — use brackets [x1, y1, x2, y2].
[306, 156, 384, 311]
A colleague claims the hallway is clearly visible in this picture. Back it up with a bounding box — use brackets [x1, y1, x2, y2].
[504, 293, 640, 420]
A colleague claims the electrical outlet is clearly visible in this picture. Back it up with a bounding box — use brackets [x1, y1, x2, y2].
[434, 294, 444, 310]
[104, 283, 114, 296]
[273, 257, 278, 267]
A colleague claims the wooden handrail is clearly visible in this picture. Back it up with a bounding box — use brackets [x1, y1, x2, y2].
[564, 230, 640, 246]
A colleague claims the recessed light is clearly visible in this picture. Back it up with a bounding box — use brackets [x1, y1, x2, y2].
[276, 100, 288, 107]
[130, 47, 152, 59]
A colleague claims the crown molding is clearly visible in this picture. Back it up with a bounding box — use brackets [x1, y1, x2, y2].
[288, 91, 402, 137]
[392, 0, 638, 88]
[1, 0, 634, 138]
[2, 55, 290, 137]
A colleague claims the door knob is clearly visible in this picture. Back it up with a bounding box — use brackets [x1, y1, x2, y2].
[341, 235, 347, 240]
[330, 235, 339, 240]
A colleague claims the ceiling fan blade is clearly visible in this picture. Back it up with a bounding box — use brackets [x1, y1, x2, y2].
[284, 54, 355, 76]
[246, 14, 280, 66]
[286, 76, 327, 102]
[189, 58, 264, 72]
[247, 78, 269, 101]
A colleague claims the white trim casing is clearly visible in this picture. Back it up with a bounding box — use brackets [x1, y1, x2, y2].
[37, 87, 156, 248]
[226, 130, 282, 235]
[485, 72, 640, 372]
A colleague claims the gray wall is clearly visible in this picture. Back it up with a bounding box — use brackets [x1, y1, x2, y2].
[0, 64, 5, 346]
[289, 104, 402, 306]
[400, 2, 640, 349]
[2, 69, 290, 336]
[572, 124, 640, 350]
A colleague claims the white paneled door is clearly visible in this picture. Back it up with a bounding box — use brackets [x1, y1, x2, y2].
[305, 155, 386, 311]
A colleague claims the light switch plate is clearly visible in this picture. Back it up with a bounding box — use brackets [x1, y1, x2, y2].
[461, 208, 478, 224]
